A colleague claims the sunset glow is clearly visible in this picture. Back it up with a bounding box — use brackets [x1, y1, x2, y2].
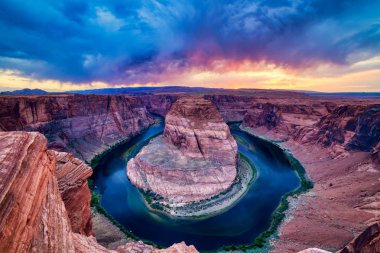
[0, 0, 379, 92]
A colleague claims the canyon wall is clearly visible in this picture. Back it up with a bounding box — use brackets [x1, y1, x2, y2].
[0, 94, 154, 162]
[141, 94, 180, 116]
[0, 131, 76, 252]
[53, 151, 93, 235]
[0, 131, 198, 253]
[338, 222, 380, 253]
[242, 103, 380, 158]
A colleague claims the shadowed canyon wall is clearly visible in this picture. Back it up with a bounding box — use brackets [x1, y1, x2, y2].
[0, 94, 154, 162]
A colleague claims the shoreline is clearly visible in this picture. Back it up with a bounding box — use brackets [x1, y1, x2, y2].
[88, 120, 162, 248]
[219, 125, 314, 252]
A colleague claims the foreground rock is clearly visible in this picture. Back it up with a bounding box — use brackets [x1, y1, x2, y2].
[338, 222, 380, 253]
[52, 151, 93, 236]
[0, 131, 76, 252]
[0, 131, 199, 253]
[127, 96, 238, 206]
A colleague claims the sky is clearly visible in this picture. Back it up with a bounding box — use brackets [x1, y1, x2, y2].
[0, 0, 380, 92]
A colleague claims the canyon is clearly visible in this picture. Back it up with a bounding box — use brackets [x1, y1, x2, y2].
[127, 97, 239, 208]
[0, 131, 197, 253]
[0, 94, 154, 163]
[0, 90, 379, 252]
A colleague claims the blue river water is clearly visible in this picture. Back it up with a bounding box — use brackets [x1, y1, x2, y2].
[92, 123, 300, 251]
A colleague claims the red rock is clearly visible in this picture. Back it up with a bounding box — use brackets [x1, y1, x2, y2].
[0, 131, 202, 253]
[127, 96, 238, 204]
[163, 96, 237, 164]
[0, 131, 75, 253]
[141, 94, 180, 116]
[0, 94, 154, 162]
[338, 222, 380, 253]
[52, 151, 93, 235]
[155, 241, 198, 253]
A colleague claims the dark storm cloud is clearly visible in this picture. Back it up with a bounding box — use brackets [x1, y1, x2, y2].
[0, 0, 379, 84]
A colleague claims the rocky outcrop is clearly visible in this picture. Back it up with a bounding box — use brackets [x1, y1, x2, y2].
[127, 96, 238, 204]
[295, 104, 380, 157]
[73, 236, 198, 253]
[338, 222, 380, 253]
[0, 131, 199, 253]
[163, 97, 237, 164]
[0, 94, 154, 162]
[155, 242, 198, 253]
[242, 103, 380, 157]
[297, 249, 331, 253]
[0, 131, 75, 253]
[52, 151, 93, 236]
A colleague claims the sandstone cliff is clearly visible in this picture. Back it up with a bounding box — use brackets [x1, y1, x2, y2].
[242, 102, 380, 157]
[163, 97, 237, 164]
[0, 131, 199, 253]
[52, 151, 93, 235]
[1, 92, 380, 253]
[0, 94, 154, 162]
[0, 131, 76, 252]
[127, 96, 238, 204]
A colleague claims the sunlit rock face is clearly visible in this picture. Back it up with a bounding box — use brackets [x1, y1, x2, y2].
[163, 97, 237, 165]
[0, 131, 76, 253]
[338, 222, 380, 253]
[52, 151, 93, 236]
[127, 96, 238, 204]
[0, 131, 199, 253]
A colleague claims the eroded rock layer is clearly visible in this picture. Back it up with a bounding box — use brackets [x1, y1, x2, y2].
[338, 222, 380, 253]
[127, 96, 237, 204]
[0, 131, 75, 253]
[52, 151, 93, 236]
[0, 131, 199, 253]
[0, 94, 154, 162]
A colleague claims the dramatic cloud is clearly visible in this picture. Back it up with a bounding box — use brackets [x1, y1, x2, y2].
[0, 0, 379, 85]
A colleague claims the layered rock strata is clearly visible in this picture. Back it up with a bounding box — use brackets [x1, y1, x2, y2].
[338, 222, 380, 253]
[0, 94, 154, 162]
[0, 131, 76, 252]
[127, 97, 238, 204]
[0, 131, 199, 253]
[239, 104, 380, 252]
[52, 151, 93, 235]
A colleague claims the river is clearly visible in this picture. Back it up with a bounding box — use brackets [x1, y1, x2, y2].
[91, 123, 300, 251]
